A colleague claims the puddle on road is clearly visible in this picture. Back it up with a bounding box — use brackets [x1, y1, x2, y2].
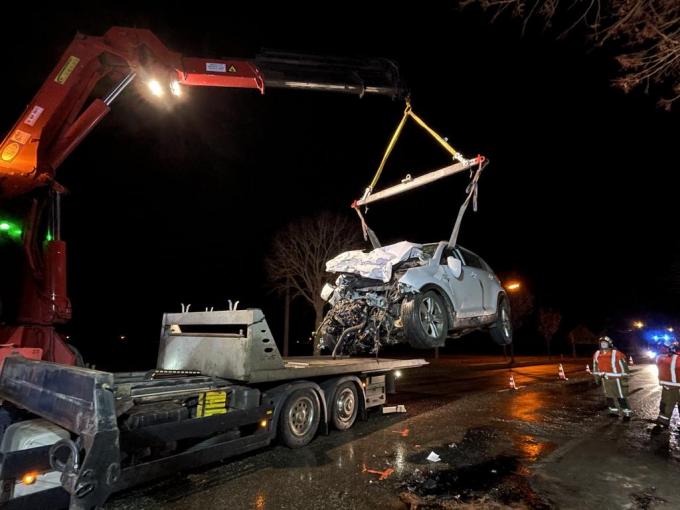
[506, 391, 548, 423]
[400, 455, 551, 509]
[399, 426, 557, 508]
[514, 434, 556, 463]
[629, 487, 668, 510]
[406, 427, 500, 466]
[403, 455, 517, 496]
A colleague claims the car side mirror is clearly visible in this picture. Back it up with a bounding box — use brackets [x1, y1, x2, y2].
[447, 256, 462, 278]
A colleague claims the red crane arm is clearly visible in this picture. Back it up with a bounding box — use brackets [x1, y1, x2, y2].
[0, 26, 404, 200]
[0, 28, 267, 199]
[177, 57, 263, 89]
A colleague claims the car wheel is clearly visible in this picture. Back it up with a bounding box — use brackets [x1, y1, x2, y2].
[489, 295, 512, 346]
[279, 389, 321, 448]
[401, 290, 448, 349]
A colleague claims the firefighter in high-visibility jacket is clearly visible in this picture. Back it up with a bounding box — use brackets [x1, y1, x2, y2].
[592, 336, 632, 419]
[655, 341, 680, 429]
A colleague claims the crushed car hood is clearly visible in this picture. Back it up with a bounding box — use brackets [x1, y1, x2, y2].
[325, 241, 423, 282]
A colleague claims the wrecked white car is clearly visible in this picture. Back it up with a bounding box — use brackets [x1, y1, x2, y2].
[317, 241, 512, 355]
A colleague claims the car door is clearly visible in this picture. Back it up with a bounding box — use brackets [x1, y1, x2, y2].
[477, 255, 501, 311]
[441, 246, 484, 316]
[455, 247, 486, 316]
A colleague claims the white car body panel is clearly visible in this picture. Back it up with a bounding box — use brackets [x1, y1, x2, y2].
[327, 240, 503, 323]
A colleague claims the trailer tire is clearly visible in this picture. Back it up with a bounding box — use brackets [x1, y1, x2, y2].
[279, 389, 321, 448]
[331, 382, 359, 431]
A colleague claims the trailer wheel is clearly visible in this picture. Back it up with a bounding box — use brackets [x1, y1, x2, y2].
[279, 389, 320, 448]
[331, 382, 358, 431]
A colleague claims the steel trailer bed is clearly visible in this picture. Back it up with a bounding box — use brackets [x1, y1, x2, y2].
[0, 309, 427, 510]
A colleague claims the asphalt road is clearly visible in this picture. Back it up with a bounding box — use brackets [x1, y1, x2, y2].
[106, 359, 680, 509]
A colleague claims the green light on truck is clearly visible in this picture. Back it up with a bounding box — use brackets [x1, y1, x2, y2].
[0, 220, 22, 240]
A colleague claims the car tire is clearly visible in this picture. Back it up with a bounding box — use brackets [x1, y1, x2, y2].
[401, 290, 448, 349]
[279, 389, 321, 448]
[330, 382, 359, 431]
[489, 294, 512, 346]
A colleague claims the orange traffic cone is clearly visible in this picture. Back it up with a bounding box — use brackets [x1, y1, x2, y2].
[558, 363, 569, 381]
[509, 373, 518, 390]
[629, 355, 634, 366]
[586, 364, 591, 374]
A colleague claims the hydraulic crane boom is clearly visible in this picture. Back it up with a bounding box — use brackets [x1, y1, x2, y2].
[0, 26, 405, 199]
[0, 27, 405, 365]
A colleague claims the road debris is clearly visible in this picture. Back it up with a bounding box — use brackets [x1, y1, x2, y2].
[362, 464, 395, 481]
[426, 451, 441, 463]
[383, 405, 407, 414]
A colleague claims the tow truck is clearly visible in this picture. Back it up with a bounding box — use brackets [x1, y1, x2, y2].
[0, 27, 426, 509]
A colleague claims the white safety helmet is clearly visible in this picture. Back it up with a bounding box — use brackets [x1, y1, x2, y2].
[599, 336, 614, 349]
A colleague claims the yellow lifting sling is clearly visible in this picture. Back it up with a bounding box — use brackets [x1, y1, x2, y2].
[352, 99, 488, 248]
[352, 100, 487, 248]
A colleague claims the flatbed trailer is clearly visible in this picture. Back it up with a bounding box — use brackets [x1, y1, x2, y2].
[0, 309, 427, 510]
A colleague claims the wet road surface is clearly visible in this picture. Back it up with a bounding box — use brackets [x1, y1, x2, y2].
[107, 360, 680, 509]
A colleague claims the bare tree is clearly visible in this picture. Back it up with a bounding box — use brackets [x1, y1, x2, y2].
[464, 0, 680, 109]
[266, 212, 363, 355]
[538, 306, 562, 359]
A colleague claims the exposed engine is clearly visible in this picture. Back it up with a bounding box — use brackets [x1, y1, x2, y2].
[317, 269, 419, 356]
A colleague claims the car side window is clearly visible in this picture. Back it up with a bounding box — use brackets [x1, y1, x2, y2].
[459, 248, 484, 269]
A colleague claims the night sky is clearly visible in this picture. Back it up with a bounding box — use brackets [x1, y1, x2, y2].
[0, 2, 676, 369]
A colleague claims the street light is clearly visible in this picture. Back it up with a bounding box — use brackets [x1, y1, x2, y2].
[633, 321, 644, 329]
[505, 281, 521, 292]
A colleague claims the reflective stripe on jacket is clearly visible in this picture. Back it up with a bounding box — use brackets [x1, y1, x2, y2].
[656, 354, 680, 387]
[592, 349, 628, 378]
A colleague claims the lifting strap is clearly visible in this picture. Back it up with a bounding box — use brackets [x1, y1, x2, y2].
[448, 157, 486, 247]
[362, 99, 468, 202]
[352, 99, 487, 248]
